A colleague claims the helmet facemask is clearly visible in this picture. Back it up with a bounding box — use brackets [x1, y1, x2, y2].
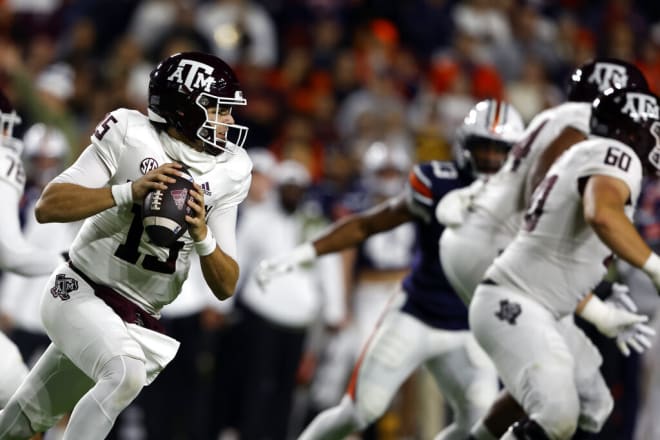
[453, 99, 524, 178]
[463, 134, 513, 175]
[196, 91, 248, 156]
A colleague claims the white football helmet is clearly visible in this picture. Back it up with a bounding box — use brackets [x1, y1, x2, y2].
[453, 99, 524, 176]
[361, 140, 412, 198]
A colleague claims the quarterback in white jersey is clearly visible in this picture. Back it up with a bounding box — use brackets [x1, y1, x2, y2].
[0, 52, 251, 440]
[470, 88, 660, 440]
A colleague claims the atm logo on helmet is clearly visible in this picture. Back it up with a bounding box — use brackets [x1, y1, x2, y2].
[167, 60, 215, 92]
[589, 63, 629, 91]
[621, 93, 660, 121]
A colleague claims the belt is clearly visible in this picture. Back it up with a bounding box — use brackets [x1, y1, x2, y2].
[481, 278, 498, 286]
[68, 261, 165, 334]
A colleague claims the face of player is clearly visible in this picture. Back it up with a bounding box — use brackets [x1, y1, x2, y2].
[175, 105, 236, 152]
[278, 183, 307, 214]
[470, 141, 509, 175]
[207, 105, 234, 140]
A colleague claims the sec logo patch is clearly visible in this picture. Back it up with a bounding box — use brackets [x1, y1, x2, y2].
[140, 158, 159, 174]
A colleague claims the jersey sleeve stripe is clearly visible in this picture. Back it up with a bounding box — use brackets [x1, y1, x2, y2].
[409, 168, 433, 199]
[412, 191, 433, 206]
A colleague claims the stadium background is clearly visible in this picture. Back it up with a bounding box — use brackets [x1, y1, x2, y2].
[2, 0, 660, 439]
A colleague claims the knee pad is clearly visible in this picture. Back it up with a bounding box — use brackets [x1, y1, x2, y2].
[353, 383, 390, 426]
[518, 365, 578, 440]
[576, 373, 613, 433]
[531, 397, 578, 440]
[96, 356, 146, 415]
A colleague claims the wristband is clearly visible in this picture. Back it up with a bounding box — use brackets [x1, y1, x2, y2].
[111, 182, 133, 207]
[292, 242, 317, 265]
[642, 252, 660, 279]
[578, 295, 608, 323]
[578, 295, 620, 337]
[195, 231, 217, 256]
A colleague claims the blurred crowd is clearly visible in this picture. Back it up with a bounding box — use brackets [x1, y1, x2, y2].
[3, 0, 660, 439]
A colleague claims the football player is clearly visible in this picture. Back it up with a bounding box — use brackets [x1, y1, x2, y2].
[438, 58, 655, 440]
[0, 92, 69, 410]
[469, 87, 660, 440]
[0, 52, 252, 439]
[256, 99, 524, 440]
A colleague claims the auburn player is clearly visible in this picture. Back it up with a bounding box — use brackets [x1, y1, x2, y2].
[256, 99, 524, 440]
[0, 52, 251, 439]
[470, 87, 660, 440]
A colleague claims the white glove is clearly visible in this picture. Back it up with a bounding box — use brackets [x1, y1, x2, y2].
[606, 283, 656, 356]
[613, 319, 656, 356]
[254, 242, 317, 290]
[579, 289, 656, 356]
[435, 181, 482, 227]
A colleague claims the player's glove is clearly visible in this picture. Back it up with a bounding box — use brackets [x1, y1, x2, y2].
[254, 242, 317, 290]
[606, 283, 656, 356]
[579, 287, 656, 356]
[435, 180, 483, 227]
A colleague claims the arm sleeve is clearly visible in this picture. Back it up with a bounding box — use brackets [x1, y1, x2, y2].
[52, 109, 128, 186]
[206, 204, 239, 260]
[51, 143, 113, 187]
[0, 181, 64, 276]
[315, 252, 347, 326]
[405, 164, 436, 223]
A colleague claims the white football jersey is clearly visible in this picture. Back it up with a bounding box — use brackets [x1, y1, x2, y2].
[466, 102, 591, 239]
[62, 109, 251, 315]
[485, 137, 642, 317]
[0, 144, 25, 195]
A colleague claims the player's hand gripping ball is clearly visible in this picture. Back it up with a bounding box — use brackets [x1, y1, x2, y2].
[142, 169, 195, 247]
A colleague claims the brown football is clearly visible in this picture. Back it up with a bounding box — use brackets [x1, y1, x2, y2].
[142, 170, 194, 247]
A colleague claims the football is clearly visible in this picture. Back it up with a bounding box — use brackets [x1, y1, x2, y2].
[142, 169, 195, 247]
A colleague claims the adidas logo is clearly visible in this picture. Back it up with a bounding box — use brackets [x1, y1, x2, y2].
[201, 182, 212, 196]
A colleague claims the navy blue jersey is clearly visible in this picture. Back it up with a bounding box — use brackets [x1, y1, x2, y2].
[400, 161, 474, 330]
